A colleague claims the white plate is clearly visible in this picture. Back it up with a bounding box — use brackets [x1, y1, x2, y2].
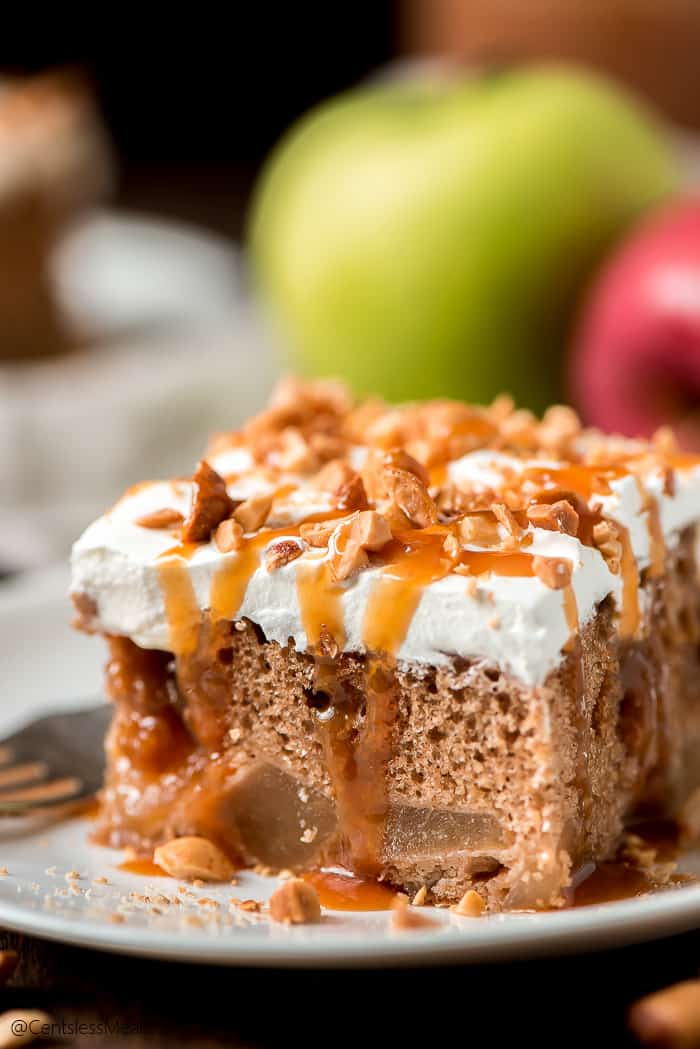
[0, 567, 698, 968]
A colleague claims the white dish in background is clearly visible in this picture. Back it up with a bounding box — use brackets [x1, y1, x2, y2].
[0, 210, 276, 571]
[0, 566, 698, 968]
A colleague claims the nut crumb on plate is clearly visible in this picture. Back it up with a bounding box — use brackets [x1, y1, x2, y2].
[390, 894, 439, 931]
[153, 837, 235, 883]
[269, 878, 321, 925]
[451, 889, 485, 917]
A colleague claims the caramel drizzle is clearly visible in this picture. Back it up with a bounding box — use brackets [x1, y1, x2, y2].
[156, 558, 200, 656]
[617, 524, 640, 639]
[296, 559, 399, 875]
[563, 584, 579, 642]
[296, 560, 346, 649]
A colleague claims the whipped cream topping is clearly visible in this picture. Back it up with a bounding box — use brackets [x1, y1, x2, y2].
[71, 445, 700, 687]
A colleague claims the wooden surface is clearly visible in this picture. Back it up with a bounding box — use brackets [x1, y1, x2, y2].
[0, 923, 698, 1047]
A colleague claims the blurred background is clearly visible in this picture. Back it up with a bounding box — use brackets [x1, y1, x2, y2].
[2, 2, 700, 569]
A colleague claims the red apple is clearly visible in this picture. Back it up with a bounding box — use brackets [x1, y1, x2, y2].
[569, 198, 700, 448]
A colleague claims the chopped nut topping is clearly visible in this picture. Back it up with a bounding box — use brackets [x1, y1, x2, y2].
[532, 556, 573, 590]
[316, 458, 356, 495]
[381, 467, 437, 529]
[153, 837, 235, 882]
[182, 460, 233, 543]
[336, 474, 369, 512]
[411, 885, 428, 906]
[299, 519, 339, 548]
[272, 427, 319, 473]
[269, 878, 321, 925]
[442, 531, 460, 559]
[593, 519, 622, 574]
[308, 432, 348, 462]
[329, 510, 392, 582]
[491, 502, 522, 537]
[390, 894, 440, 931]
[265, 539, 304, 572]
[628, 978, 700, 1049]
[526, 500, 579, 537]
[450, 889, 485, 917]
[652, 425, 681, 458]
[214, 518, 244, 553]
[233, 492, 273, 533]
[457, 513, 501, 548]
[319, 625, 339, 659]
[135, 507, 184, 530]
[538, 404, 581, 453]
[488, 392, 515, 422]
[498, 408, 538, 449]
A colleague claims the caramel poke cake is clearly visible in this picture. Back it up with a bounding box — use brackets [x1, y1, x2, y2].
[70, 378, 700, 911]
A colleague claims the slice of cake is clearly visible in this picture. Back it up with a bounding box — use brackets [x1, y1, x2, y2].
[70, 378, 700, 910]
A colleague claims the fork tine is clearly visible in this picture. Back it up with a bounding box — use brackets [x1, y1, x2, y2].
[0, 761, 48, 790]
[0, 777, 82, 805]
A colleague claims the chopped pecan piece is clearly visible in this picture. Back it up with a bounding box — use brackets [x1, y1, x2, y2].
[491, 502, 522, 537]
[318, 625, 339, 659]
[487, 392, 515, 422]
[498, 408, 538, 449]
[538, 404, 581, 453]
[382, 466, 437, 529]
[214, 518, 244, 553]
[527, 500, 579, 537]
[269, 878, 321, 925]
[315, 458, 356, 494]
[299, 519, 339, 548]
[135, 507, 184, 530]
[182, 460, 233, 543]
[593, 520, 622, 574]
[330, 510, 392, 582]
[336, 473, 369, 511]
[265, 539, 304, 572]
[233, 492, 273, 533]
[273, 427, 319, 473]
[362, 448, 429, 502]
[652, 425, 680, 457]
[442, 531, 460, 559]
[457, 513, 501, 548]
[532, 556, 573, 590]
[308, 432, 348, 462]
[382, 449, 430, 487]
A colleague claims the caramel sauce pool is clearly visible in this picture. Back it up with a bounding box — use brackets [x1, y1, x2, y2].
[118, 858, 167, 877]
[302, 870, 397, 911]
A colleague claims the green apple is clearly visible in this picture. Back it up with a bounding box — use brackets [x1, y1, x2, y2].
[249, 66, 678, 411]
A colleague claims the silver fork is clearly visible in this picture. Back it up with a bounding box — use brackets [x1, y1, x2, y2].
[0, 705, 110, 816]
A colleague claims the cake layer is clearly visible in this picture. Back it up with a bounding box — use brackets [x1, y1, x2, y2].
[94, 529, 700, 909]
[72, 380, 700, 686]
